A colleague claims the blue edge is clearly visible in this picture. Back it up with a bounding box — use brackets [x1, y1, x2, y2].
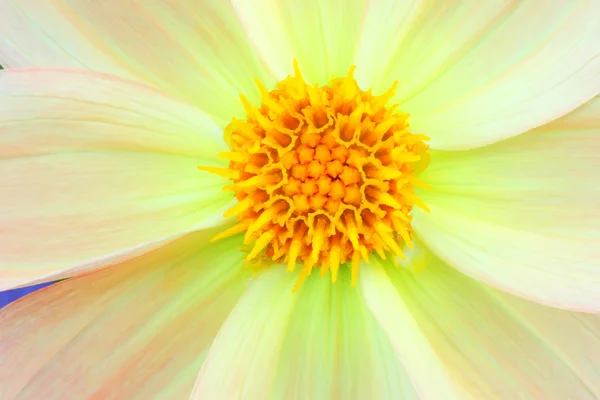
[0, 282, 54, 309]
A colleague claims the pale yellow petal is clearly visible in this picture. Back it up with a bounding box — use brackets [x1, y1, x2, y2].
[356, 0, 600, 150]
[360, 260, 462, 399]
[270, 269, 418, 400]
[0, 69, 232, 290]
[414, 96, 600, 310]
[191, 268, 418, 400]
[0, 1, 274, 125]
[384, 246, 600, 399]
[232, 0, 365, 84]
[190, 267, 298, 399]
[0, 231, 248, 400]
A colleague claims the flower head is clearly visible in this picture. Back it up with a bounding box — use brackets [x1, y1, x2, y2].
[0, 1, 599, 399]
[201, 62, 430, 289]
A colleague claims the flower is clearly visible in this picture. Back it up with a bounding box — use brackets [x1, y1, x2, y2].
[0, 1, 599, 399]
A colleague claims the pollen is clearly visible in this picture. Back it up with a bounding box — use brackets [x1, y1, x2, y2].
[199, 61, 429, 291]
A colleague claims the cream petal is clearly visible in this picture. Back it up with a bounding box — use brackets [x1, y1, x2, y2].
[0, 231, 248, 400]
[192, 268, 419, 399]
[269, 269, 418, 400]
[0, 69, 232, 290]
[355, 0, 600, 150]
[383, 247, 600, 399]
[190, 267, 299, 399]
[413, 96, 600, 310]
[0, 69, 227, 158]
[0, 1, 273, 125]
[360, 261, 462, 399]
[231, 0, 366, 84]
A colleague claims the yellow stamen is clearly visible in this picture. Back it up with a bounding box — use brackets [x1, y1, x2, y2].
[200, 61, 429, 290]
[210, 222, 249, 242]
[197, 166, 239, 180]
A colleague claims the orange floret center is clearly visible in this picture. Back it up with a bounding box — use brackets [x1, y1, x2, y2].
[199, 62, 429, 291]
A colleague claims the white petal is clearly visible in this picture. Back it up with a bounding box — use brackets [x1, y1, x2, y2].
[0, 1, 274, 125]
[232, 0, 365, 83]
[384, 247, 600, 399]
[413, 96, 600, 310]
[360, 260, 462, 399]
[356, 0, 600, 150]
[191, 268, 419, 399]
[190, 267, 298, 399]
[271, 270, 418, 400]
[0, 232, 248, 399]
[0, 69, 231, 290]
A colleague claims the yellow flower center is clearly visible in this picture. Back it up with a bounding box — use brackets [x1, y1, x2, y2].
[199, 61, 429, 291]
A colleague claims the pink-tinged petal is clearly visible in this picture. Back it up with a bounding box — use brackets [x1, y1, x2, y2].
[0, 69, 232, 290]
[190, 267, 298, 399]
[231, 0, 366, 84]
[355, 0, 600, 150]
[0, 231, 248, 400]
[0, 3, 126, 72]
[384, 247, 600, 399]
[0, 1, 274, 125]
[0, 69, 227, 158]
[360, 261, 463, 399]
[413, 96, 600, 311]
[192, 268, 419, 400]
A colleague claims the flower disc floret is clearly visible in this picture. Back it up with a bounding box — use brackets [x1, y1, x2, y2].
[200, 62, 429, 290]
